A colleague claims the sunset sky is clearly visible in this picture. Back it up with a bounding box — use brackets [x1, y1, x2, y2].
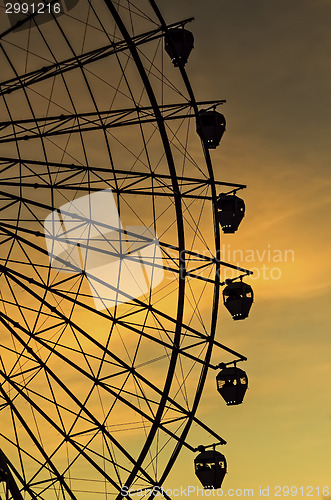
[0, 0, 330, 498]
[162, 0, 331, 496]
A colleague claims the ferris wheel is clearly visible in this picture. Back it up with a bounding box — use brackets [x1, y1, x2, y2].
[0, 0, 254, 498]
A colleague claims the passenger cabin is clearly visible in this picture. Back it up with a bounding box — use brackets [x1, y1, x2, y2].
[223, 281, 253, 320]
[216, 193, 245, 233]
[164, 28, 194, 67]
[216, 366, 248, 405]
[195, 449, 227, 489]
[196, 110, 226, 149]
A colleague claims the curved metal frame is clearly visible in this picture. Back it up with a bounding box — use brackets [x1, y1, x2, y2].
[143, 2, 223, 492]
[0, 1, 251, 497]
[102, 1, 187, 495]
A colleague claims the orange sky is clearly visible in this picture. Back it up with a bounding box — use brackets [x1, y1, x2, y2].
[162, 0, 331, 497]
[0, 0, 330, 498]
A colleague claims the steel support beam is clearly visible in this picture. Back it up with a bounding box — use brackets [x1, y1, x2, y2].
[0, 17, 193, 97]
[0, 100, 225, 143]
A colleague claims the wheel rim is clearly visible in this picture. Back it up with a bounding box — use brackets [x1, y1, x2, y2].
[0, 1, 238, 497]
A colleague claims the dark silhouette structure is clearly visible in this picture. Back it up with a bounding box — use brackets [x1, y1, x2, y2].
[223, 280, 254, 320]
[164, 28, 194, 66]
[0, 450, 24, 500]
[195, 447, 227, 489]
[216, 366, 248, 405]
[196, 109, 226, 149]
[217, 192, 245, 233]
[0, 0, 255, 496]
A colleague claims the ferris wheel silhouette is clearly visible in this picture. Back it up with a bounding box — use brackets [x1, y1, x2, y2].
[0, 0, 254, 498]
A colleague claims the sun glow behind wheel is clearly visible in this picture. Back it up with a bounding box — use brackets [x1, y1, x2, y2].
[0, 1, 252, 498]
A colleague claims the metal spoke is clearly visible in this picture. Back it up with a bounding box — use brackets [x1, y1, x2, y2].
[0, 0, 251, 496]
[0, 100, 225, 143]
[0, 18, 193, 97]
